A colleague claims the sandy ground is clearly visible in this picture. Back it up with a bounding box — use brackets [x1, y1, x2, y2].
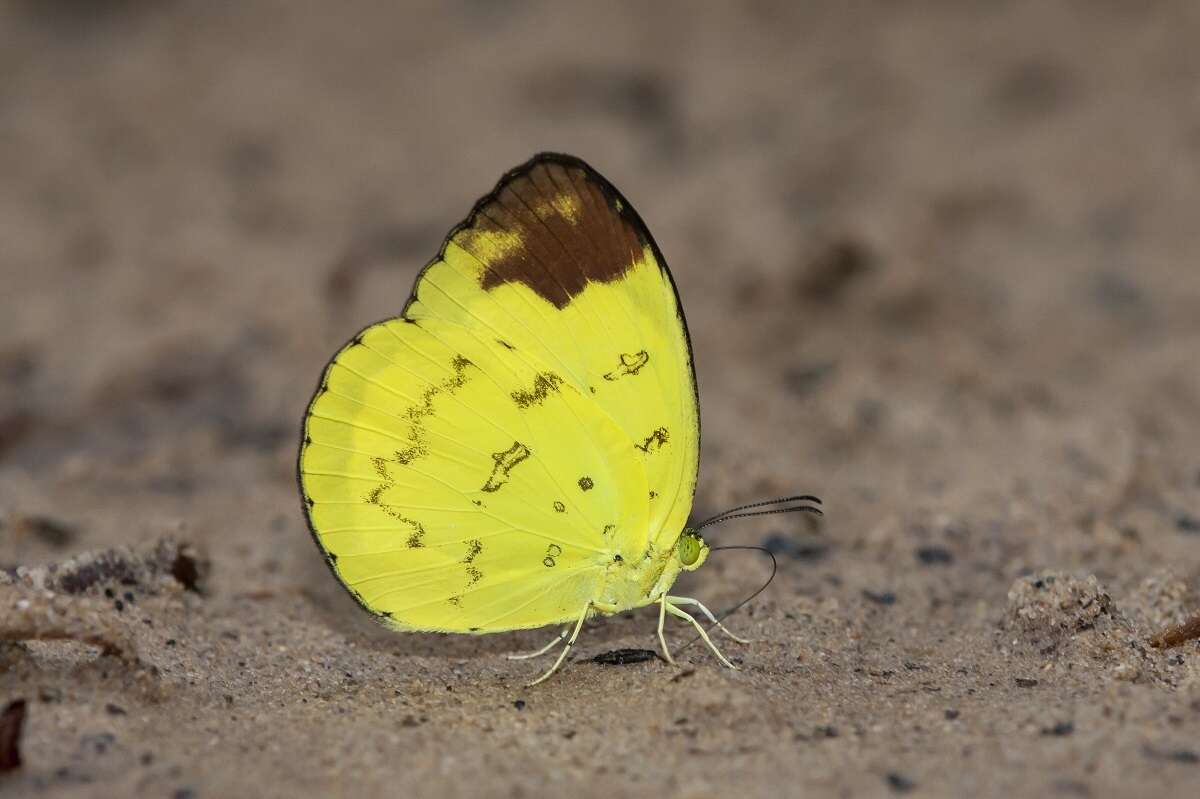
[3, 2, 1200, 796]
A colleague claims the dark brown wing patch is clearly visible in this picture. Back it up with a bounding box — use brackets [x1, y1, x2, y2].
[454, 158, 649, 309]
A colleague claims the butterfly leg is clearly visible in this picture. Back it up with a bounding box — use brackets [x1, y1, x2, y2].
[664, 601, 738, 670]
[507, 628, 569, 661]
[657, 594, 676, 665]
[526, 602, 590, 687]
[665, 596, 750, 644]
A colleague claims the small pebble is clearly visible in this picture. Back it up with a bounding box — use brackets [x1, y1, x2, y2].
[82, 732, 115, 755]
[915, 546, 954, 565]
[1176, 514, 1200, 534]
[1041, 721, 1074, 736]
[761, 533, 829, 561]
[1143, 745, 1200, 764]
[862, 589, 897, 605]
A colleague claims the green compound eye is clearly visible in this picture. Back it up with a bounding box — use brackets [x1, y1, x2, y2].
[677, 532, 702, 566]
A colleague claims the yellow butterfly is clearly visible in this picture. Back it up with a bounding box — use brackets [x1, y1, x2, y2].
[298, 153, 821, 684]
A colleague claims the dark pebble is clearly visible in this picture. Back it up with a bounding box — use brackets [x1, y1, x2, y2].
[797, 238, 875, 302]
[1042, 721, 1074, 736]
[915, 546, 954, 565]
[886, 772, 916, 793]
[944, 708, 960, 720]
[862, 589, 897, 605]
[1015, 677, 1039, 688]
[104, 703, 126, 716]
[513, 699, 526, 711]
[170, 551, 203, 592]
[1176, 514, 1200, 534]
[761, 532, 829, 561]
[82, 732, 115, 755]
[1143, 745, 1200, 764]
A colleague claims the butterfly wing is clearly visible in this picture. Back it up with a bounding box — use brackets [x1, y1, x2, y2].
[299, 154, 699, 633]
[404, 153, 699, 555]
[301, 317, 649, 632]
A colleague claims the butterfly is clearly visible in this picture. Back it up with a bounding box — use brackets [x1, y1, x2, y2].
[298, 153, 821, 684]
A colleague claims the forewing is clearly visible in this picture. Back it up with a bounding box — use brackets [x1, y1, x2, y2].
[404, 154, 699, 553]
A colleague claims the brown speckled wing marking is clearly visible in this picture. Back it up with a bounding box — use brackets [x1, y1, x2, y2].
[481, 441, 532, 493]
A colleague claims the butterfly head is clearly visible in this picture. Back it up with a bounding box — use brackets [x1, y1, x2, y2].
[675, 529, 710, 572]
[677, 494, 824, 575]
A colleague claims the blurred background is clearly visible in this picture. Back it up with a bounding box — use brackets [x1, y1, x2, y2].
[2, 2, 1199, 797]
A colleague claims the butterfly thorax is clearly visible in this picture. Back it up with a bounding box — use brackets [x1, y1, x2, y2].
[592, 529, 710, 615]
